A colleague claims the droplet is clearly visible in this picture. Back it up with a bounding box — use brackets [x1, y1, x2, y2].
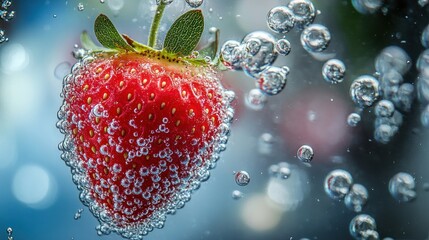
[351, 0, 383, 14]
[375, 46, 411, 75]
[288, 0, 316, 28]
[350, 75, 380, 107]
[267, 6, 295, 33]
[374, 100, 395, 117]
[297, 145, 314, 163]
[389, 172, 416, 202]
[349, 214, 378, 240]
[300, 24, 331, 52]
[347, 113, 361, 127]
[185, 0, 203, 8]
[322, 59, 346, 84]
[344, 184, 368, 212]
[245, 88, 267, 111]
[241, 31, 278, 78]
[275, 38, 292, 56]
[235, 171, 250, 186]
[324, 169, 353, 200]
[232, 190, 244, 200]
[77, 2, 85, 11]
[257, 66, 288, 95]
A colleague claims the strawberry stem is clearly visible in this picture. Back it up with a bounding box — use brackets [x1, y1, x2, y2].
[148, 2, 167, 48]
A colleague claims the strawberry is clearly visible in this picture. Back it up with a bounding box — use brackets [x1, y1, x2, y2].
[57, 5, 234, 239]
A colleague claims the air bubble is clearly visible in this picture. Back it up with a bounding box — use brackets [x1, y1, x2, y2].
[375, 46, 411, 75]
[421, 105, 429, 127]
[267, 6, 295, 33]
[351, 0, 383, 14]
[258, 133, 274, 155]
[275, 39, 292, 56]
[232, 190, 244, 200]
[300, 24, 331, 52]
[241, 31, 278, 78]
[417, 49, 429, 76]
[347, 113, 361, 127]
[350, 75, 380, 107]
[375, 100, 395, 117]
[185, 0, 203, 8]
[74, 208, 84, 220]
[421, 24, 429, 48]
[349, 214, 378, 240]
[344, 184, 368, 212]
[324, 169, 353, 200]
[156, 0, 174, 5]
[268, 162, 291, 180]
[389, 172, 416, 202]
[235, 171, 250, 186]
[322, 59, 346, 84]
[245, 88, 267, 111]
[220, 40, 243, 70]
[257, 66, 288, 95]
[77, 2, 85, 11]
[288, 0, 316, 28]
[0, 29, 7, 44]
[297, 145, 314, 163]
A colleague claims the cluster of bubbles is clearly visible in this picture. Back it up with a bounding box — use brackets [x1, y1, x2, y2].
[388, 172, 416, 202]
[155, 0, 204, 8]
[324, 169, 369, 213]
[349, 214, 379, 240]
[77, 2, 84, 11]
[268, 162, 291, 180]
[222, 0, 330, 105]
[0, 0, 14, 44]
[347, 46, 413, 144]
[416, 24, 429, 127]
[234, 170, 251, 186]
[6, 227, 13, 240]
[296, 145, 314, 164]
[74, 208, 84, 220]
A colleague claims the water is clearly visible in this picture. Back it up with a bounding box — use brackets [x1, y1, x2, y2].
[4, 1, 429, 239]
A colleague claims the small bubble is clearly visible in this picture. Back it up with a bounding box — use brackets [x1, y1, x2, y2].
[389, 172, 416, 202]
[322, 59, 346, 84]
[269, 162, 291, 180]
[300, 24, 331, 52]
[297, 145, 314, 163]
[258, 133, 274, 154]
[234, 171, 250, 186]
[267, 6, 295, 33]
[421, 105, 429, 127]
[100, 0, 105, 3]
[220, 40, 243, 70]
[324, 169, 353, 200]
[288, 0, 316, 28]
[374, 124, 395, 144]
[375, 100, 395, 117]
[77, 2, 85, 11]
[185, 0, 203, 8]
[275, 39, 292, 56]
[74, 208, 84, 220]
[347, 113, 361, 127]
[53, 14, 57, 18]
[349, 214, 378, 240]
[257, 66, 288, 95]
[232, 190, 244, 200]
[245, 88, 267, 111]
[375, 46, 411, 75]
[156, 0, 174, 5]
[351, 0, 383, 14]
[344, 184, 368, 212]
[417, 49, 429, 76]
[350, 75, 380, 107]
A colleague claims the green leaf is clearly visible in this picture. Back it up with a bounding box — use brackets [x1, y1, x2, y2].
[80, 31, 106, 51]
[198, 29, 220, 60]
[198, 28, 219, 60]
[164, 10, 204, 56]
[94, 14, 135, 52]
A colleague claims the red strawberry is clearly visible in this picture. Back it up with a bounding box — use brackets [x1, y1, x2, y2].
[57, 7, 233, 239]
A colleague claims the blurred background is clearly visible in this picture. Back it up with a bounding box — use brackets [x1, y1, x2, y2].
[0, 0, 428, 239]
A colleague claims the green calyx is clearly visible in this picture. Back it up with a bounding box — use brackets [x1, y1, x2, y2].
[81, 4, 221, 67]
